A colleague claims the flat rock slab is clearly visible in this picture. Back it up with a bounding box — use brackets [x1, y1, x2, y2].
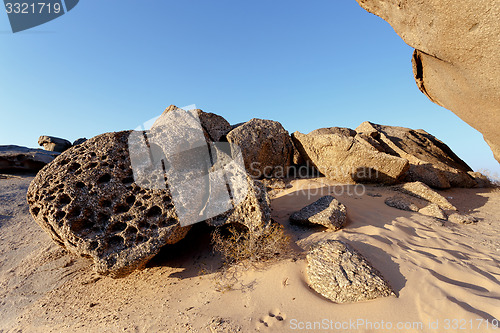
[306, 240, 396, 303]
[395, 181, 456, 210]
[290, 196, 347, 230]
[384, 195, 420, 212]
[448, 213, 478, 224]
[0, 145, 59, 173]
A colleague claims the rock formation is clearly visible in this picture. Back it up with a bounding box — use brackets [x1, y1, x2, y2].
[27, 107, 273, 277]
[356, 122, 476, 188]
[290, 195, 347, 230]
[226, 118, 294, 179]
[0, 145, 59, 173]
[355, 0, 500, 164]
[306, 240, 395, 303]
[38, 136, 72, 153]
[292, 129, 409, 184]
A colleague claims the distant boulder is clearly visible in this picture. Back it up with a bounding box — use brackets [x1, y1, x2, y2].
[73, 138, 87, 146]
[356, 122, 476, 188]
[0, 145, 59, 173]
[38, 135, 72, 153]
[226, 118, 294, 178]
[467, 172, 492, 188]
[292, 130, 409, 184]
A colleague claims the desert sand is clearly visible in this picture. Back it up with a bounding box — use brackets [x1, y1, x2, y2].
[1, 175, 499, 332]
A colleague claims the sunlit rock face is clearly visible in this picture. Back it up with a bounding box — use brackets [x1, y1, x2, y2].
[355, 0, 500, 163]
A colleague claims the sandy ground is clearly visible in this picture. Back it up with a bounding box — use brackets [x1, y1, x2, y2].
[0, 175, 499, 332]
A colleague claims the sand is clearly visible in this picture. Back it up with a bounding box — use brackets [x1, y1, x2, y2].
[0, 175, 499, 332]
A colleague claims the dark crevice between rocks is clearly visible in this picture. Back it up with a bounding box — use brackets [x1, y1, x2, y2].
[412, 49, 440, 105]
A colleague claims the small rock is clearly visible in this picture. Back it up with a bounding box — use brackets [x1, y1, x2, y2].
[419, 203, 447, 220]
[73, 138, 87, 146]
[38, 136, 72, 153]
[384, 195, 419, 212]
[395, 181, 456, 210]
[448, 213, 478, 224]
[306, 240, 396, 303]
[290, 195, 347, 230]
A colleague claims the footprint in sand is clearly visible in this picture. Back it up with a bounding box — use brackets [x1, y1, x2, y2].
[255, 308, 286, 330]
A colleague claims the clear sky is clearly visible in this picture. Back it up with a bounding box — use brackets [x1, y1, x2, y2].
[1, 0, 499, 177]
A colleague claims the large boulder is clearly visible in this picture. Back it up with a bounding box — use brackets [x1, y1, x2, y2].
[292, 130, 409, 184]
[356, 122, 476, 188]
[226, 118, 294, 179]
[27, 131, 190, 278]
[38, 136, 72, 153]
[354, 0, 500, 164]
[0, 145, 59, 173]
[306, 240, 396, 303]
[290, 195, 347, 230]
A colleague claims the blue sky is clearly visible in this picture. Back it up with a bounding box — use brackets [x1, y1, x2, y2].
[1, 0, 499, 176]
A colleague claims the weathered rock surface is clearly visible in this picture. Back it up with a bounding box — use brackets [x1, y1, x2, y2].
[205, 177, 271, 231]
[448, 213, 478, 224]
[196, 110, 232, 142]
[356, 122, 476, 188]
[394, 181, 456, 210]
[384, 195, 419, 212]
[306, 240, 396, 303]
[308, 127, 356, 137]
[226, 118, 294, 178]
[262, 178, 292, 198]
[292, 130, 409, 184]
[419, 203, 447, 220]
[0, 145, 59, 173]
[290, 196, 347, 230]
[38, 136, 72, 153]
[354, 0, 500, 164]
[152, 105, 232, 142]
[204, 144, 272, 231]
[27, 131, 190, 278]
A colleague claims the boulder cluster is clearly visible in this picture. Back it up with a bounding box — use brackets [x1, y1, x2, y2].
[24, 105, 491, 280]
